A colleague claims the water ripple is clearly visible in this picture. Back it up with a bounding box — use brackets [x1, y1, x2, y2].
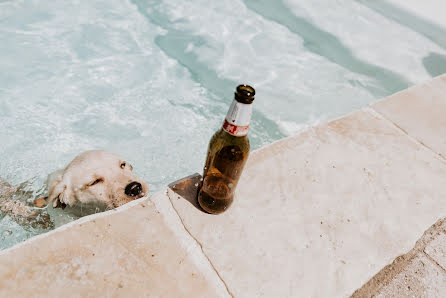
[242, 0, 412, 97]
[130, 0, 287, 146]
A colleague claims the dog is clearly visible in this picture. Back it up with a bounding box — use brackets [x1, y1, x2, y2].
[0, 150, 149, 228]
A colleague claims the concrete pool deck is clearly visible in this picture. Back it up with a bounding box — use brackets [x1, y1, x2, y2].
[0, 74, 445, 297]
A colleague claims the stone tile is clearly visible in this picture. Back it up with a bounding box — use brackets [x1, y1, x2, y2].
[375, 253, 446, 298]
[352, 218, 446, 297]
[169, 109, 446, 297]
[424, 231, 446, 271]
[0, 192, 230, 298]
[372, 74, 446, 159]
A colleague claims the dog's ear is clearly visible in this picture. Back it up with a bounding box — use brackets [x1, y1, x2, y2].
[47, 176, 72, 209]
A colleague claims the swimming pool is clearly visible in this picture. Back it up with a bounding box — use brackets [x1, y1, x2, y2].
[1, 0, 446, 249]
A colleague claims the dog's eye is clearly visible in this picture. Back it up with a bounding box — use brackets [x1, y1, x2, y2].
[89, 178, 103, 186]
[120, 162, 126, 169]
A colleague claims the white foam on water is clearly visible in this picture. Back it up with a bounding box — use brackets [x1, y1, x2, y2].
[283, 0, 446, 83]
[389, 0, 446, 29]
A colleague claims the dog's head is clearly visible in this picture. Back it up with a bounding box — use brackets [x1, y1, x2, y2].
[44, 150, 148, 209]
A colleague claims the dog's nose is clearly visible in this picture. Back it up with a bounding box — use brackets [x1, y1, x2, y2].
[125, 181, 143, 197]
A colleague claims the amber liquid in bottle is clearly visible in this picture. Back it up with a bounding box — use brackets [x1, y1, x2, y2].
[198, 85, 255, 214]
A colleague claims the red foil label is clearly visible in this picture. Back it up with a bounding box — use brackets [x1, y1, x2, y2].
[222, 119, 249, 136]
[222, 100, 252, 136]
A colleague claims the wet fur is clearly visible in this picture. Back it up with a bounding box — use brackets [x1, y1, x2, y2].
[0, 150, 148, 228]
[0, 178, 52, 229]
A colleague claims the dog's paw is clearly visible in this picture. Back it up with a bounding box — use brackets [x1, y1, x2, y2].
[33, 197, 48, 208]
[52, 197, 67, 209]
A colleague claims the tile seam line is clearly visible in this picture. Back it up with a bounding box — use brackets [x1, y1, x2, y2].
[165, 189, 234, 298]
[422, 250, 446, 274]
[365, 106, 446, 166]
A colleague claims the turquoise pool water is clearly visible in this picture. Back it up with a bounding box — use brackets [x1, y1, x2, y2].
[1, 0, 446, 249]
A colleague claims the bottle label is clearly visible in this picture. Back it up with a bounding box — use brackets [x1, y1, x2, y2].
[222, 100, 252, 136]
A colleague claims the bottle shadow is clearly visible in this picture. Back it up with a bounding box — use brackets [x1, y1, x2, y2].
[168, 173, 208, 213]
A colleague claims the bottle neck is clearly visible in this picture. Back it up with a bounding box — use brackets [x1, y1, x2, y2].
[222, 99, 253, 136]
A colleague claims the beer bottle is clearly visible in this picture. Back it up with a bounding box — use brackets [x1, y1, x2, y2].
[198, 84, 255, 214]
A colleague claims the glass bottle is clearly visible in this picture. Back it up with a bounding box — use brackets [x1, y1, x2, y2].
[198, 85, 255, 214]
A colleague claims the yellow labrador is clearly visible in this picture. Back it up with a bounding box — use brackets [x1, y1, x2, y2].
[44, 150, 148, 209]
[1, 150, 149, 228]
